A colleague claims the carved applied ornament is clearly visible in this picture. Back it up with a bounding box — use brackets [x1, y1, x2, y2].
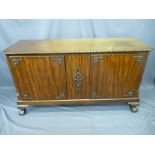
[73, 65, 83, 92]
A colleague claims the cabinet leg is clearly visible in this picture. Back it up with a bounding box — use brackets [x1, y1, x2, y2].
[19, 107, 26, 115]
[128, 102, 139, 112]
[17, 105, 28, 116]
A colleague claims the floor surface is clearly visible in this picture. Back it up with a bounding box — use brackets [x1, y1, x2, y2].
[0, 87, 155, 135]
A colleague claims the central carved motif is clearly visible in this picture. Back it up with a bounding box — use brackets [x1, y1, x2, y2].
[73, 65, 83, 92]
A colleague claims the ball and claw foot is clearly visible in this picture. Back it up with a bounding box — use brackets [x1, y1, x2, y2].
[19, 108, 26, 115]
[130, 105, 137, 112]
[128, 102, 139, 113]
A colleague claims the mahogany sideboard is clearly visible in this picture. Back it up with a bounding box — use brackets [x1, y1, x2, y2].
[4, 38, 153, 115]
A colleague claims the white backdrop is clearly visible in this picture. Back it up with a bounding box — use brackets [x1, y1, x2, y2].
[0, 19, 155, 134]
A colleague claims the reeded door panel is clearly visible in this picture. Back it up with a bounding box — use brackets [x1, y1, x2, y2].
[65, 54, 90, 99]
[8, 55, 67, 100]
[90, 53, 147, 99]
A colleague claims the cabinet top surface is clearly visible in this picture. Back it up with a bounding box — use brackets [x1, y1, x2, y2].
[4, 38, 153, 54]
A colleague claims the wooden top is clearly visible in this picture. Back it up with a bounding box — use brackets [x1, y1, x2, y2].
[4, 38, 153, 54]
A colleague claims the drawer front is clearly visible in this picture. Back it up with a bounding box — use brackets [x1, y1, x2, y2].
[90, 53, 148, 99]
[65, 54, 90, 99]
[7, 55, 67, 100]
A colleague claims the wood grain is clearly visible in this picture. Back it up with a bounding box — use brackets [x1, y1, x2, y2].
[7, 55, 67, 100]
[90, 52, 147, 99]
[17, 97, 139, 105]
[5, 38, 151, 110]
[7, 52, 149, 103]
[65, 54, 90, 99]
[4, 38, 152, 54]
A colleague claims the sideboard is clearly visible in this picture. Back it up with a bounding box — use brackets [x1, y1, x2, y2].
[4, 38, 152, 115]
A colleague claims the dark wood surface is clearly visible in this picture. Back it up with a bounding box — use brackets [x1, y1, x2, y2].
[6, 51, 149, 106]
[66, 54, 90, 99]
[4, 38, 152, 112]
[90, 52, 148, 99]
[17, 97, 139, 105]
[7, 55, 67, 100]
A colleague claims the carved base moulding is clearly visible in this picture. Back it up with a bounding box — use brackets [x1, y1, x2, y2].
[17, 98, 140, 115]
[4, 38, 153, 115]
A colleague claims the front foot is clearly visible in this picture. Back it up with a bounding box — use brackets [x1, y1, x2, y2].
[17, 105, 28, 116]
[128, 102, 139, 113]
[19, 108, 26, 115]
[129, 105, 137, 112]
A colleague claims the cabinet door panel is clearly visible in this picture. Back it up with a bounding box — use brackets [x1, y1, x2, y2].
[8, 55, 67, 100]
[66, 54, 90, 99]
[90, 53, 147, 99]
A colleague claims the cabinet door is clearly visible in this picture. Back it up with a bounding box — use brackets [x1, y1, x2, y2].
[66, 54, 90, 99]
[8, 55, 67, 100]
[90, 53, 148, 99]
